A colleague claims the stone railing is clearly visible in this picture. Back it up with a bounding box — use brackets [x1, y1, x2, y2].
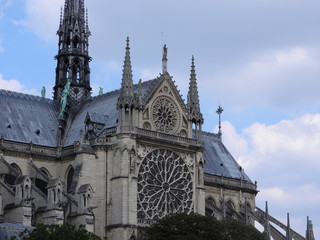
[0, 140, 56, 157]
[204, 174, 257, 192]
[136, 128, 199, 146]
[104, 126, 200, 146]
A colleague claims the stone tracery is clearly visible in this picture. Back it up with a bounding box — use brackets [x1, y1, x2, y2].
[137, 149, 193, 220]
[151, 96, 180, 134]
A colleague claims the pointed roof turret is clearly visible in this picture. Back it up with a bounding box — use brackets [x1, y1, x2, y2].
[187, 56, 203, 124]
[120, 37, 134, 98]
[118, 37, 136, 109]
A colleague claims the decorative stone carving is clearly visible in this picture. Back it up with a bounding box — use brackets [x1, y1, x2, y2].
[137, 149, 193, 220]
[151, 96, 180, 134]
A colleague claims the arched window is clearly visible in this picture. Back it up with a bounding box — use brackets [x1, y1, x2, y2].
[66, 166, 75, 194]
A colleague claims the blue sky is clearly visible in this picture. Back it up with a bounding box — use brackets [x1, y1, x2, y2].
[0, 0, 320, 237]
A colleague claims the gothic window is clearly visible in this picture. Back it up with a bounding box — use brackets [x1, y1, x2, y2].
[151, 96, 180, 134]
[66, 166, 75, 193]
[137, 149, 193, 221]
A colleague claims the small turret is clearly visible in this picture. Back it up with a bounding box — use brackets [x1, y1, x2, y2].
[187, 56, 203, 140]
[117, 37, 138, 130]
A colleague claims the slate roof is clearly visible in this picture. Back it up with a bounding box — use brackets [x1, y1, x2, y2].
[0, 90, 59, 147]
[63, 78, 162, 145]
[202, 131, 252, 183]
[0, 77, 253, 183]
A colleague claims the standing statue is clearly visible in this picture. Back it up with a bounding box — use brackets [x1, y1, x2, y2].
[99, 87, 103, 95]
[41, 86, 46, 98]
[162, 44, 167, 61]
[59, 79, 71, 119]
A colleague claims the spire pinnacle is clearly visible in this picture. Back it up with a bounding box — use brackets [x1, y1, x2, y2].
[216, 104, 223, 138]
[120, 37, 134, 98]
[286, 213, 291, 240]
[187, 56, 203, 124]
[118, 37, 135, 110]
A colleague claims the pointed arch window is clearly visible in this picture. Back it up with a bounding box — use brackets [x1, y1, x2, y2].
[66, 166, 75, 194]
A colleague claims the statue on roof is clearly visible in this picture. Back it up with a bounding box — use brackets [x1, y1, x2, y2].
[41, 86, 46, 98]
[99, 87, 103, 95]
[59, 79, 71, 119]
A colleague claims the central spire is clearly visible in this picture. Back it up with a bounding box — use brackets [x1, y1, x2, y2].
[54, 0, 91, 113]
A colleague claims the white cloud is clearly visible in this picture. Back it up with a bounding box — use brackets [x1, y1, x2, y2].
[14, 0, 63, 43]
[221, 115, 320, 237]
[0, 74, 37, 94]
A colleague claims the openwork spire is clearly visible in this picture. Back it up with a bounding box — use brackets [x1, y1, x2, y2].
[187, 56, 203, 124]
[54, 0, 91, 112]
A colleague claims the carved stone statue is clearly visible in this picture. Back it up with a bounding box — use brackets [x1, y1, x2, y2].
[99, 87, 103, 95]
[41, 86, 46, 98]
[59, 79, 71, 119]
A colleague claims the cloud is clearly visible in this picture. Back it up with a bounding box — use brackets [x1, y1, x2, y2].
[221, 115, 320, 237]
[0, 74, 37, 94]
[13, 0, 63, 43]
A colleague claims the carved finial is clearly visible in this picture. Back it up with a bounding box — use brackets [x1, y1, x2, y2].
[216, 104, 223, 139]
[86, 7, 90, 33]
[162, 44, 168, 74]
[60, 7, 63, 26]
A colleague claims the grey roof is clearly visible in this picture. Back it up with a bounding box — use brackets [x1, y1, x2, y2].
[202, 131, 252, 183]
[0, 90, 59, 147]
[0, 223, 34, 240]
[0, 79, 251, 183]
[63, 78, 162, 146]
[85, 112, 108, 125]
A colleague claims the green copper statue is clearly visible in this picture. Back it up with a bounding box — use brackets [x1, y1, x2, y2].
[99, 87, 103, 95]
[59, 79, 71, 119]
[41, 86, 46, 98]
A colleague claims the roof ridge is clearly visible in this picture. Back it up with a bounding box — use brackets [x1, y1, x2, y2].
[90, 78, 162, 102]
[201, 130, 220, 138]
[0, 89, 54, 104]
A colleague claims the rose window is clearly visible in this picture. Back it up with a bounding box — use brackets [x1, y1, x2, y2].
[137, 149, 193, 221]
[151, 96, 180, 134]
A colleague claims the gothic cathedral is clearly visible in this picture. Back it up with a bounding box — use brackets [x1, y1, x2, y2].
[2, 0, 296, 239]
